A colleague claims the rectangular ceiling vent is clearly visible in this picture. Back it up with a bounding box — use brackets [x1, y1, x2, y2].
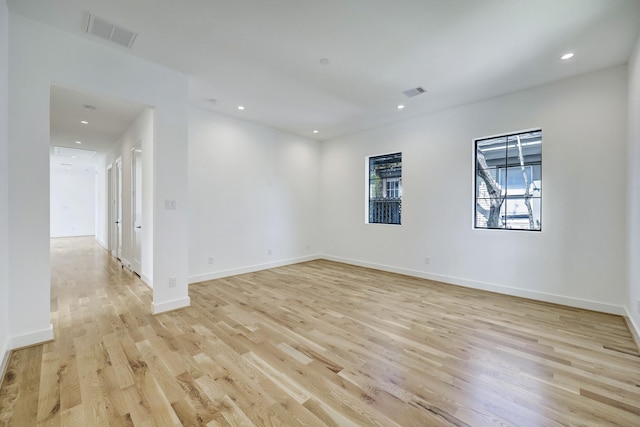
[86, 13, 137, 49]
[402, 86, 427, 98]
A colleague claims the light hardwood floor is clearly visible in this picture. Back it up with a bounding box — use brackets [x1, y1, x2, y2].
[1, 237, 639, 426]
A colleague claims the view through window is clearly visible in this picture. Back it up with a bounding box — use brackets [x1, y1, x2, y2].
[475, 130, 541, 231]
[368, 152, 402, 225]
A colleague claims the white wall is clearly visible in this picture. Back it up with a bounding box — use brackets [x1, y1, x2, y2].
[95, 154, 107, 248]
[188, 107, 321, 282]
[321, 66, 628, 314]
[7, 13, 190, 347]
[0, 0, 11, 375]
[627, 35, 640, 341]
[101, 108, 154, 285]
[50, 165, 96, 238]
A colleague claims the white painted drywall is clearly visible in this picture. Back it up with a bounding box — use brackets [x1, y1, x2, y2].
[7, 13, 189, 346]
[101, 108, 154, 285]
[95, 154, 108, 249]
[188, 107, 321, 282]
[50, 165, 96, 238]
[0, 0, 11, 374]
[627, 35, 640, 340]
[321, 66, 628, 314]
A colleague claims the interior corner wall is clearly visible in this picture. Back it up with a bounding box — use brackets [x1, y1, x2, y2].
[7, 12, 189, 345]
[188, 107, 321, 283]
[627, 35, 640, 340]
[95, 154, 108, 249]
[50, 166, 96, 238]
[102, 108, 154, 285]
[321, 66, 628, 314]
[0, 0, 11, 375]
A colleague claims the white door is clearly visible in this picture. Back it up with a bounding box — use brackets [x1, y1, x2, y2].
[131, 146, 143, 275]
[107, 164, 113, 252]
[115, 157, 123, 260]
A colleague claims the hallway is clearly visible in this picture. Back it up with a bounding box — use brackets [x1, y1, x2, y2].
[1, 237, 157, 425]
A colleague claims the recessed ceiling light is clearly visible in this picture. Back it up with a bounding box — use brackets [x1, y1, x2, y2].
[320, 58, 330, 66]
[75, 141, 82, 144]
[71, 156, 76, 159]
[313, 130, 319, 134]
[561, 52, 574, 60]
[237, 106, 245, 110]
[81, 120, 88, 124]
[83, 105, 96, 111]
[397, 104, 405, 110]
[208, 98, 218, 105]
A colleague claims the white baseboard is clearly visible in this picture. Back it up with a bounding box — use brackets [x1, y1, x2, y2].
[153, 296, 190, 314]
[0, 337, 10, 385]
[120, 258, 132, 271]
[140, 274, 153, 289]
[11, 323, 54, 349]
[323, 255, 626, 316]
[189, 254, 321, 284]
[625, 307, 640, 352]
[95, 237, 108, 250]
[50, 234, 95, 239]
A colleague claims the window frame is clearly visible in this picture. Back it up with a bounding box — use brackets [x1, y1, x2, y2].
[473, 129, 542, 232]
[365, 152, 402, 226]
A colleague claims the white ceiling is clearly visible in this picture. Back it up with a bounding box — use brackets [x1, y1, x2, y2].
[50, 85, 147, 153]
[49, 85, 146, 169]
[9, 0, 640, 141]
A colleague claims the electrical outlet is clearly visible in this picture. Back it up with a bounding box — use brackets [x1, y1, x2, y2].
[164, 200, 176, 210]
[169, 277, 177, 288]
[306, 244, 311, 251]
[424, 256, 430, 265]
[208, 256, 214, 265]
[267, 248, 272, 256]
[637, 299, 640, 314]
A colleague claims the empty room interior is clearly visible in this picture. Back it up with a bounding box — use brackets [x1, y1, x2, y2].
[2, 0, 640, 425]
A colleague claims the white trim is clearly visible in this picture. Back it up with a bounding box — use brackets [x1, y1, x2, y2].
[364, 155, 370, 223]
[322, 255, 626, 316]
[130, 143, 143, 276]
[153, 296, 190, 314]
[365, 151, 403, 225]
[0, 338, 10, 384]
[140, 274, 153, 289]
[189, 255, 321, 284]
[95, 236, 108, 250]
[472, 127, 543, 232]
[625, 307, 640, 352]
[106, 162, 113, 255]
[11, 324, 54, 349]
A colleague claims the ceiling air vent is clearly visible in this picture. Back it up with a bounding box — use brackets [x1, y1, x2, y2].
[402, 86, 427, 98]
[86, 13, 137, 49]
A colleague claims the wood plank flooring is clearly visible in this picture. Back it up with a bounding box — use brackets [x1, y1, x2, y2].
[1, 236, 640, 426]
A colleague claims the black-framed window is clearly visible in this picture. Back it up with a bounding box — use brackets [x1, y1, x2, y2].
[475, 130, 541, 231]
[368, 152, 402, 225]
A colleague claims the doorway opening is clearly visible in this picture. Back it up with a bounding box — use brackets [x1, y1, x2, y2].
[49, 84, 152, 285]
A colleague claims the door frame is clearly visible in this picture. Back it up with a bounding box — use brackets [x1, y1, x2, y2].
[131, 144, 143, 275]
[107, 163, 113, 252]
[113, 157, 123, 260]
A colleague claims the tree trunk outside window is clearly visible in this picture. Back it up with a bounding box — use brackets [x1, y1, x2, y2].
[476, 151, 505, 228]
